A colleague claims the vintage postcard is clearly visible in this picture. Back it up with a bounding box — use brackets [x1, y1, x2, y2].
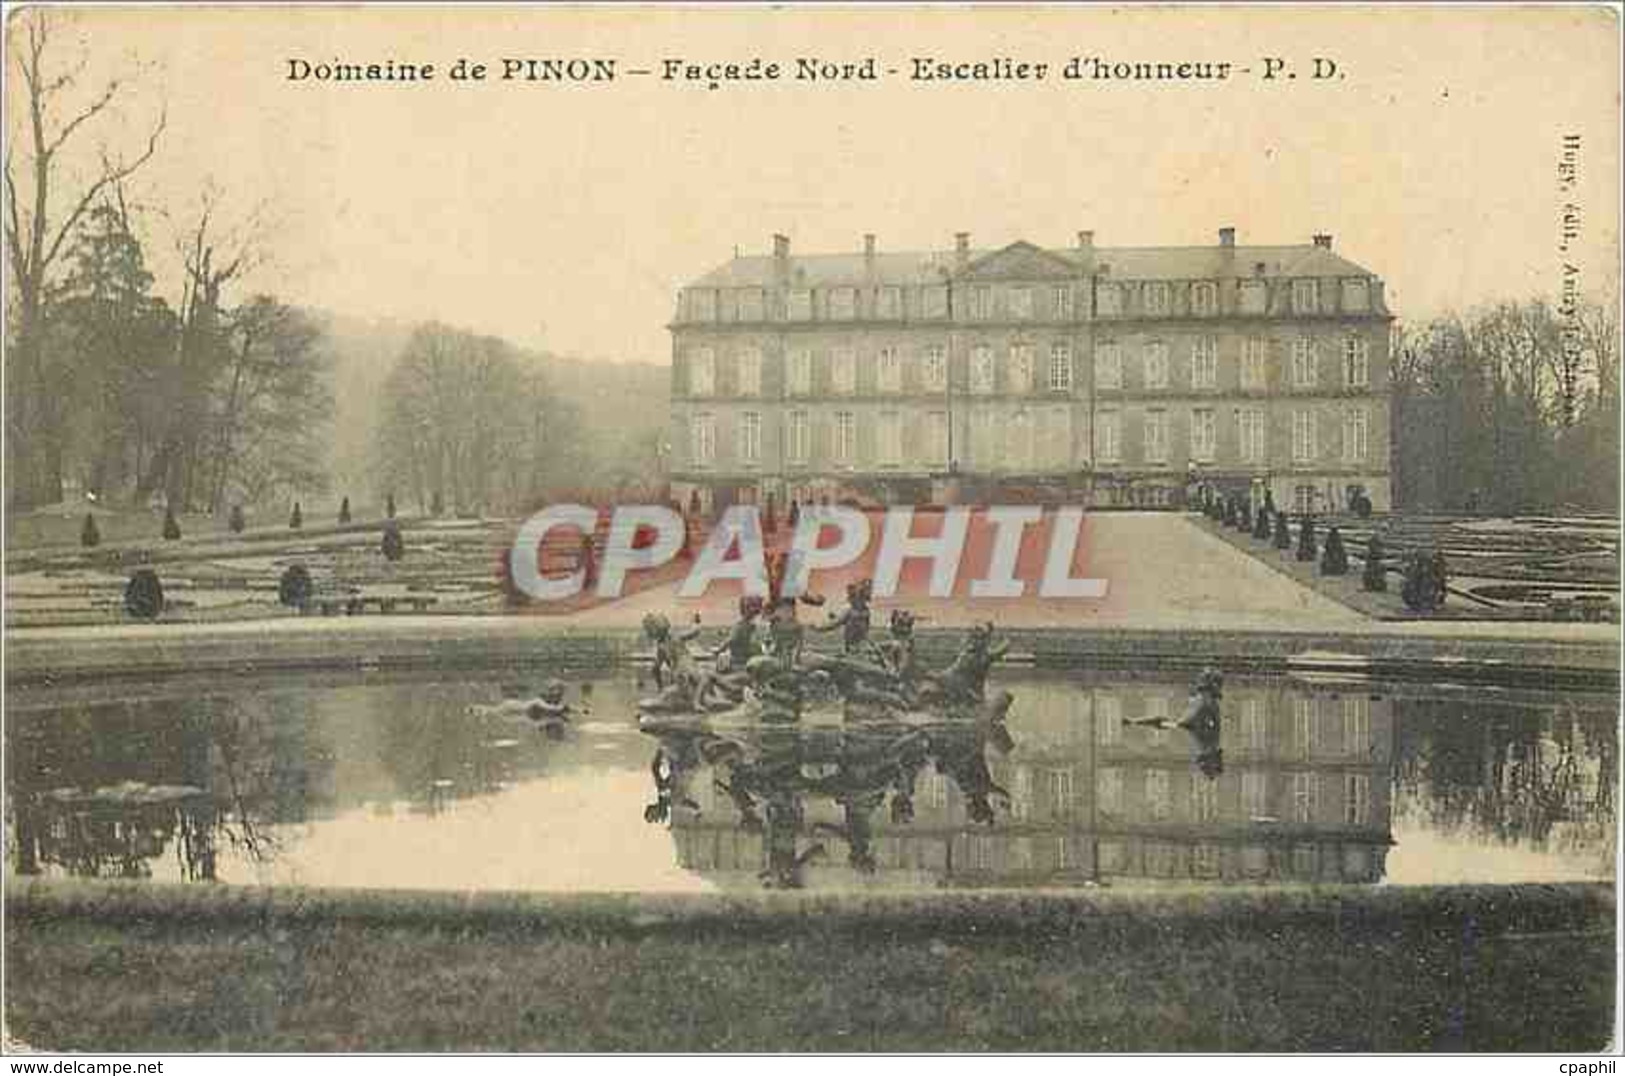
[2, 2, 1619, 1058]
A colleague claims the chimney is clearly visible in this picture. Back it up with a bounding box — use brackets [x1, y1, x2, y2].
[1218, 227, 1236, 248]
[1312, 233, 1333, 249]
[772, 233, 790, 284]
[863, 233, 876, 271]
[955, 231, 970, 268]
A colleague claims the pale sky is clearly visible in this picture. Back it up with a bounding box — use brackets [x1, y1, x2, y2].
[8, 5, 1620, 363]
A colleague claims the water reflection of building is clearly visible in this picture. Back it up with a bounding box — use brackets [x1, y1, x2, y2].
[668, 678, 1396, 887]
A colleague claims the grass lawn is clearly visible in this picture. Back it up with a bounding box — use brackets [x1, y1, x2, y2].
[5, 885, 1614, 1052]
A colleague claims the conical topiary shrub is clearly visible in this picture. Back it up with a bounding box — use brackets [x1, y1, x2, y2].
[279, 563, 313, 608]
[80, 513, 101, 548]
[430, 490, 444, 517]
[1362, 535, 1388, 592]
[381, 518, 404, 562]
[1320, 525, 1349, 575]
[229, 504, 246, 534]
[124, 569, 164, 620]
[1272, 510, 1291, 550]
[289, 502, 303, 530]
[1296, 516, 1318, 562]
[162, 507, 181, 540]
[1252, 503, 1271, 540]
[339, 496, 352, 525]
[386, 493, 397, 519]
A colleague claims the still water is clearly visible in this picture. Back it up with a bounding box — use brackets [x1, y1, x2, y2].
[6, 668, 1615, 892]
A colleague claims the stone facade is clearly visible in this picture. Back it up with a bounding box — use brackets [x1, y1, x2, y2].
[668, 229, 1393, 514]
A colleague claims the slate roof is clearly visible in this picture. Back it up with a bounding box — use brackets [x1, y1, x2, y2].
[688, 240, 1377, 288]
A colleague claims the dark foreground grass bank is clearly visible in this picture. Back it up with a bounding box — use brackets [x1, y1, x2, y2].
[5, 882, 1614, 1052]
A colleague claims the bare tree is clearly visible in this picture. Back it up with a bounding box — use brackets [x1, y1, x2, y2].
[4, 9, 164, 508]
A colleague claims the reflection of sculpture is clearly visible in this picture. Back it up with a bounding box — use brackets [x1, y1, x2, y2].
[639, 607, 1019, 887]
[1127, 667, 1225, 778]
[469, 679, 588, 741]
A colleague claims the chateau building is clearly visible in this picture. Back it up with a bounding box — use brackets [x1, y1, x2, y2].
[667, 228, 1393, 514]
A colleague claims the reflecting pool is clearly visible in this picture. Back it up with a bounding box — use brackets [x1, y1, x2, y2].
[6, 669, 1614, 891]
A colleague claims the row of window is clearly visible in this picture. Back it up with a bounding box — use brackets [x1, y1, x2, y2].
[683, 335, 1373, 397]
[686, 406, 1372, 467]
[1098, 695, 1372, 756]
[679, 277, 1375, 323]
[1097, 768, 1373, 827]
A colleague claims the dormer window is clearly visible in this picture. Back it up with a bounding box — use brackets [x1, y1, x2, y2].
[828, 287, 857, 320]
[688, 290, 717, 322]
[1096, 283, 1122, 316]
[1143, 282, 1171, 316]
[1009, 287, 1034, 320]
[877, 286, 903, 319]
[1239, 280, 1266, 315]
[787, 289, 812, 320]
[1191, 281, 1218, 316]
[1293, 279, 1320, 314]
[736, 288, 764, 322]
[1342, 279, 1370, 313]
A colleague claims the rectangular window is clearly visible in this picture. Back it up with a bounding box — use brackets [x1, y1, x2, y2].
[1241, 337, 1269, 389]
[1041, 406, 1070, 467]
[688, 290, 717, 321]
[1191, 408, 1217, 463]
[1293, 696, 1317, 758]
[921, 285, 948, 319]
[970, 408, 998, 466]
[1096, 283, 1121, 316]
[1095, 342, 1123, 389]
[1050, 770, 1074, 817]
[1242, 772, 1268, 818]
[787, 349, 812, 395]
[689, 347, 715, 396]
[1049, 342, 1073, 392]
[877, 286, 902, 319]
[736, 347, 762, 396]
[1053, 285, 1073, 320]
[737, 411, 761, 463]
[1143, 282, 1171, 316]
[787, 410, 809, 463]
[1343, 407, 1369, 462]
[1239, 280, 1266, 315]
[1292, 410, 1318, 462]
[1098, 768, 1123, 815]
[922, 345, 947, 390]
[1096, 693, 1122, 743]
[1096, 411, 1121, 463]
[828, 287, 857, 320]
[925, 410, 948, 463]
[737, 289, 765, 322]
[1294, 483, 1317, 514]
[1343, 336, 1370, 387]
[1191, 336, 1218, 388]
[970, 345, 996, 394]
[1009, 344, 1035, 392]
[1293, 279, 1320, 314]
[834, 411, 856, 463]
[878, 411, 902, 465]
[877, 347, 901, 393]
[1242, 696, 1268, 752]
[969, 286, 992, 321]
[1144, 409, 1169, 463]
[1191, 281, 1218, 316]
[1193, 844, 1221, 878]
[1009, 287, 1034, 320]
[690, 412, 715, 463]
[1239, 409, 1267, 463]
[787, 289, 812, 321]
[1146, 769, 1171, 821]
[1344, 773, 1371, 825]
[1292, 772, 1318, 823]
[1192, 779, 1218, 824]
[831, 348, 856, 395]
[1342, 695, 1370, 755]
[1292, 338, 1319, 388]
[1143, 342, 1169, 388]
[1342, 279, 1370, 313]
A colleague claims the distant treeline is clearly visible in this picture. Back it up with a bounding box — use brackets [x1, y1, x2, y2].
[1392, 297, 1618, 514]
